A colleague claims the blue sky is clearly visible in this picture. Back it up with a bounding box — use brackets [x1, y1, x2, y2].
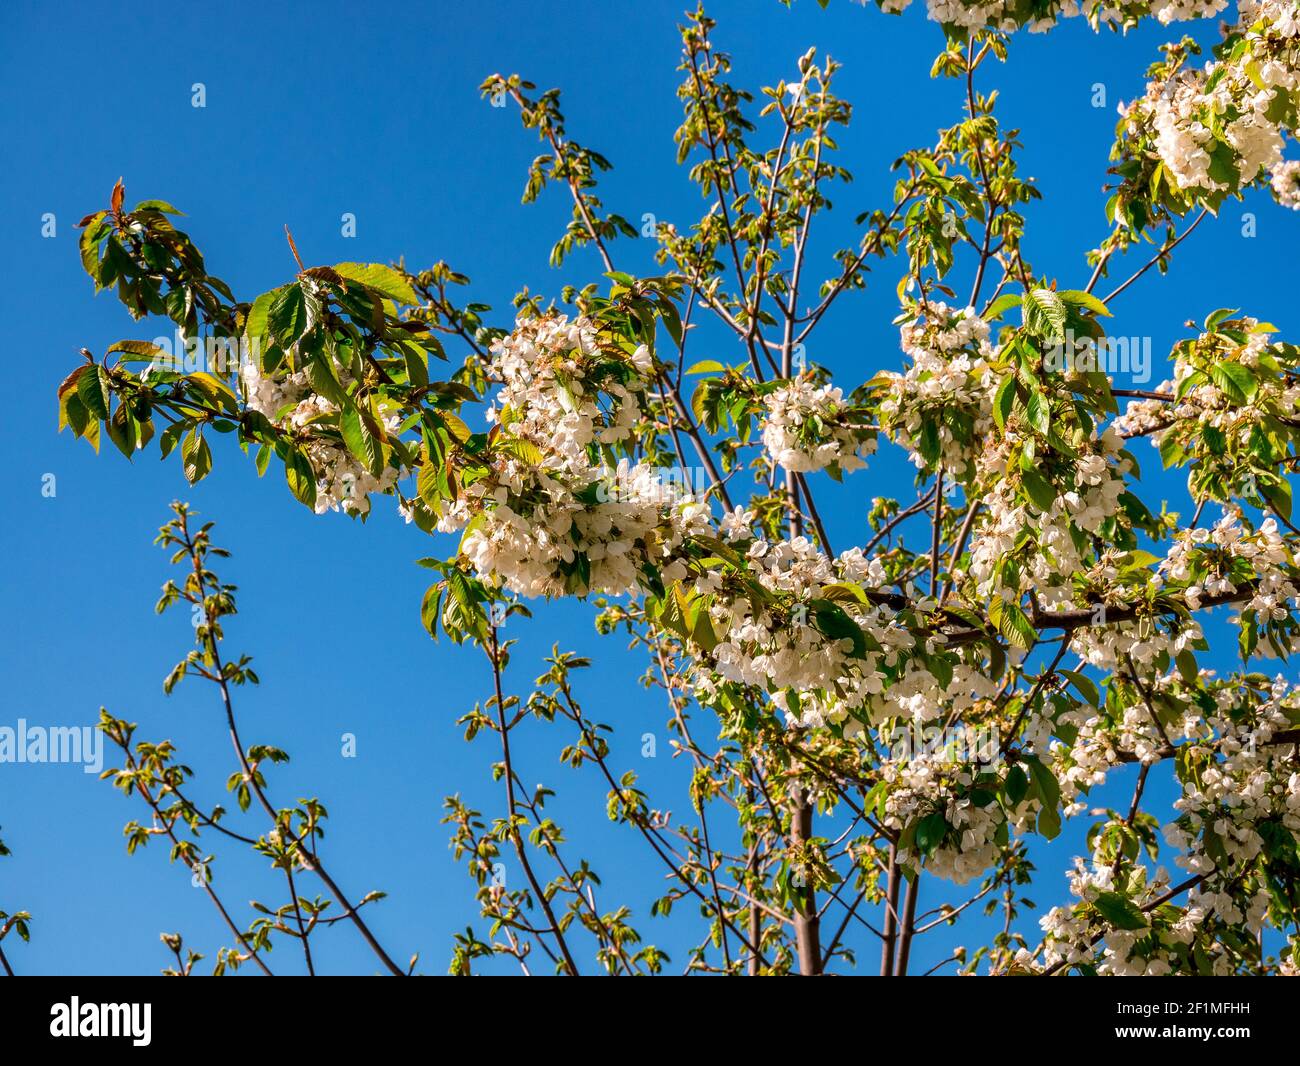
[1, 0, 1294, 975]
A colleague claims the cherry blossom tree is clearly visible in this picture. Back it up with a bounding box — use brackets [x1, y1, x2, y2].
[55, 1, 1300, 975]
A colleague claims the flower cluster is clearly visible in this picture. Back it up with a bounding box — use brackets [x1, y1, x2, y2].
[878, 302, 997, 479]
[1052, 670, 1185, 813]
[1115, 2, 1300, 208]
[863, 0, 1227, 34]
[1036, 861, 1199, 975]
[1071, 612, 1201, 679]
[240, 359, 401, 515]
[1114, 326, 1288, 439]
[435, 314, 712, 597]
[1042, 673, 1300, 974]
[1161, 510, 1297, 622]
[759, 378, 877, 474]
[485, 313, 653, 464]
[1270, 159, 1300, 208]
[690, 537, 908, 732]
[1112, 318, 1300, 514]
[965, 427, 1133, 611]
[880, 752, 1009, 885]
[1158, 677, 1300, 898]
[1053, 509, 1297, 691]
[1119, 324, 1291, 435]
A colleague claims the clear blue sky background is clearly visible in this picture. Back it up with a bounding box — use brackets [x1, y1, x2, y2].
[1, 1, 1293, 975]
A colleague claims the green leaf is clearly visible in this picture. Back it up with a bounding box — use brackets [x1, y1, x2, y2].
[809, 599, 868, 658]
[914, 813, 948, 854]
[1058, 289, 1112, 318]
[1004, 766, 1029, 807]
[188, 372, 240, 413]
[58, 388, 87, 437]
[107, 339, 168, 361]
[420, 585, 443, 640]
[496, 438, 544, 465]
[656, 297, 684, 348]
[284, 448, 317, 509]
[404, 346, 429, 387]
[1024, 754, 1055, 821]
[79, 216, 108, 277]
[1259, 472, 1292, 520]
[1209, 362, 1257, 404]
[1020, 468, 1057, 512]
[158, 420, 186, 460]
[1204, 307, 1239, 331]
[133, 199, 185, 215]
[181, 430, 212, 484]
[332, 262, 418, 305]
[306, 355, 348, 409]
[983, 293, 1021, 321]
[1158, 432, 1186, 470]
[437, 411, 472, 443]
[917, 419, 941, 466]
[989, 597, 1036, 650]
[1093, 891, 1148, 931]
[443, 567, 489, 644]
[77, 364, 111, 421]
[1207, 142, 1240, 193]
[268, 284, 307, 346]
[106, 403, 138, 458]
[1023, 288, 1067, 341]
[1036, 803, 1061, 840]
[1024, 755, 1061, 809]
[245, 286, 287, 343]
[417, 452, 443, 506]
[340, 405, 380, 475]
[818, 582, 870, 606]
[992, 374, 1016, 430]
[1025, 388, 1050, 435]
[1058, 668, 1100, 707]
